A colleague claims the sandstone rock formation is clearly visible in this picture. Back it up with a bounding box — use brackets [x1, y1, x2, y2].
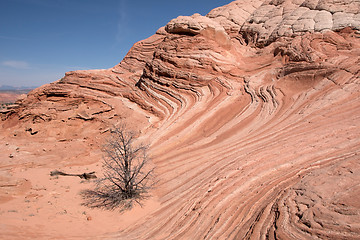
[1, 0, 360, 239]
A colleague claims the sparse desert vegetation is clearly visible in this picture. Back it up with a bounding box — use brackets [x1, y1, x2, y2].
[81, 126, 154, 211]
[0, 102, 13, 110]
[0, 89, 31, 109]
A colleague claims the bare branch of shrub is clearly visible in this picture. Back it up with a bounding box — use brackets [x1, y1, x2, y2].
[81, 125, 154, 211]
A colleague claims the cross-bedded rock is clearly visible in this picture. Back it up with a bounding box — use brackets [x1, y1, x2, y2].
[1, 0, 360, 239]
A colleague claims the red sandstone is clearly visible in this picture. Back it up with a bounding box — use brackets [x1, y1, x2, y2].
[1, 0, 360, 239]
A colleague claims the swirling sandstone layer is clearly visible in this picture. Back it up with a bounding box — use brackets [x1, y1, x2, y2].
[1, 0, 360, 239]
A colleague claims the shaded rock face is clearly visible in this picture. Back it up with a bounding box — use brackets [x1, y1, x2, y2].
[1, 0, 360, 239]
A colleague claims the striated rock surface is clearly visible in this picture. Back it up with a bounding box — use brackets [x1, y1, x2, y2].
[1, 0, 360, 239]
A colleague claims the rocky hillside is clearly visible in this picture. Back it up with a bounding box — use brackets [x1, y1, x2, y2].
[1, 0, 360, 239]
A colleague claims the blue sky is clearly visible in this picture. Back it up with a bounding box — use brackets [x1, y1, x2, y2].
[0, 0, 232, 87]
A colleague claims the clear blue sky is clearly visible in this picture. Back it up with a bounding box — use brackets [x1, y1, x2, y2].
[0, 0, 232, 87]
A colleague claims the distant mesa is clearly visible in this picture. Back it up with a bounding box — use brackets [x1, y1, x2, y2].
[0, 85, 37, 91]
[0, 85, 35, 105]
